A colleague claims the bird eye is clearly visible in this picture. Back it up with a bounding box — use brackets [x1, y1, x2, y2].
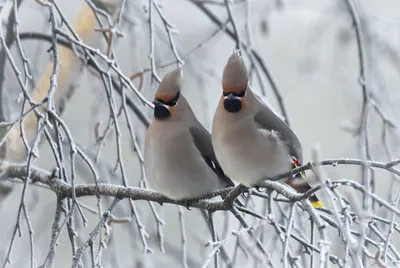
[169, 99, 178, 106]
[236, 88, 246, 97]
[160, 91, 180, 107]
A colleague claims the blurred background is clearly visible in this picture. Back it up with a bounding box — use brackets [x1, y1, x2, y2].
[1, 0, 400, 267]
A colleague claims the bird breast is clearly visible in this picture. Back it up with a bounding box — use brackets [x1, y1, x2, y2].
[145, 124, 224, 200]
[213, 119, 292, 187]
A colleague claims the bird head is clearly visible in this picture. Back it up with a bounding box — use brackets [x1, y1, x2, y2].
[222, 50, 248, 113]
[152, 68, 183, 120]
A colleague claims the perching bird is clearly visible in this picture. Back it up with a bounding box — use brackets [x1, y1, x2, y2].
[144, 68, 235, 201]
[212, 50, 322, 208]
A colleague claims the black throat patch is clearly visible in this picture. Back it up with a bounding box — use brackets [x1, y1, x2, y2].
[154, 105, 171, 119]
[224, 98, 242, 113]
[223, 89, 246, 113]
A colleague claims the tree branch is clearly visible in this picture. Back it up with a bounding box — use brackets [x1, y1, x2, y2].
[2, 157, 400, 215]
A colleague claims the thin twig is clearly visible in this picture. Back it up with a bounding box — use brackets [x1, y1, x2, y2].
[178, 207, 189, 268]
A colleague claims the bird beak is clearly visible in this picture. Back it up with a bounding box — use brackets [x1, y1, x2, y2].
[152, 99, 163, 106]
[223, 92, 235, 101]
[153, 99, 172, 110]
[223, 92, 245, 104]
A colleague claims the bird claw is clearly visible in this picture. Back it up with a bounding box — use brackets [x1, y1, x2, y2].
[182, 199, 193, 210]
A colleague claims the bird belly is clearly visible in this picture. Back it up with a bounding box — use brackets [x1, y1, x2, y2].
[214, 129, 291, 187]
[145, 132, 224, 200]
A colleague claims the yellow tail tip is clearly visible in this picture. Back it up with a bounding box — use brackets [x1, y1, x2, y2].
[311, 201, 323, 209]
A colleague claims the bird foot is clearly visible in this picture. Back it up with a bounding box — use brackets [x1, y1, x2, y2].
[255, 186, 263, 192]
[181, 199, 193, 210]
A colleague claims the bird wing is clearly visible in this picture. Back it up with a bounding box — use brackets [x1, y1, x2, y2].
[189, 124, 235, 187]
[253, 103, 303, 163]
[253, 102, 323, 208]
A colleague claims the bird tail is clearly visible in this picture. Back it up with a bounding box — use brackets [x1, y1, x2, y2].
[309, 194, 323, 209]
[289, 157, 323, 209]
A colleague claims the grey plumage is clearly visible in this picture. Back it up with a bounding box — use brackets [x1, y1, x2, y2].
[253, 103, 303, 163]
[212, 50, 323, 208]
[212, 87, 296, 186]
[144, 68, 233, 200]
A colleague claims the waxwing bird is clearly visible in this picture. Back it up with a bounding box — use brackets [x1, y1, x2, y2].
[212, 50, 322, 208]
[144, 68, 235, 201]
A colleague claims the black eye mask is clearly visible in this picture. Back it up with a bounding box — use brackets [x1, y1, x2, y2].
[155, 91, 180, 107]
[153, 105, 169, 119]
[223, 88, 246, 98]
